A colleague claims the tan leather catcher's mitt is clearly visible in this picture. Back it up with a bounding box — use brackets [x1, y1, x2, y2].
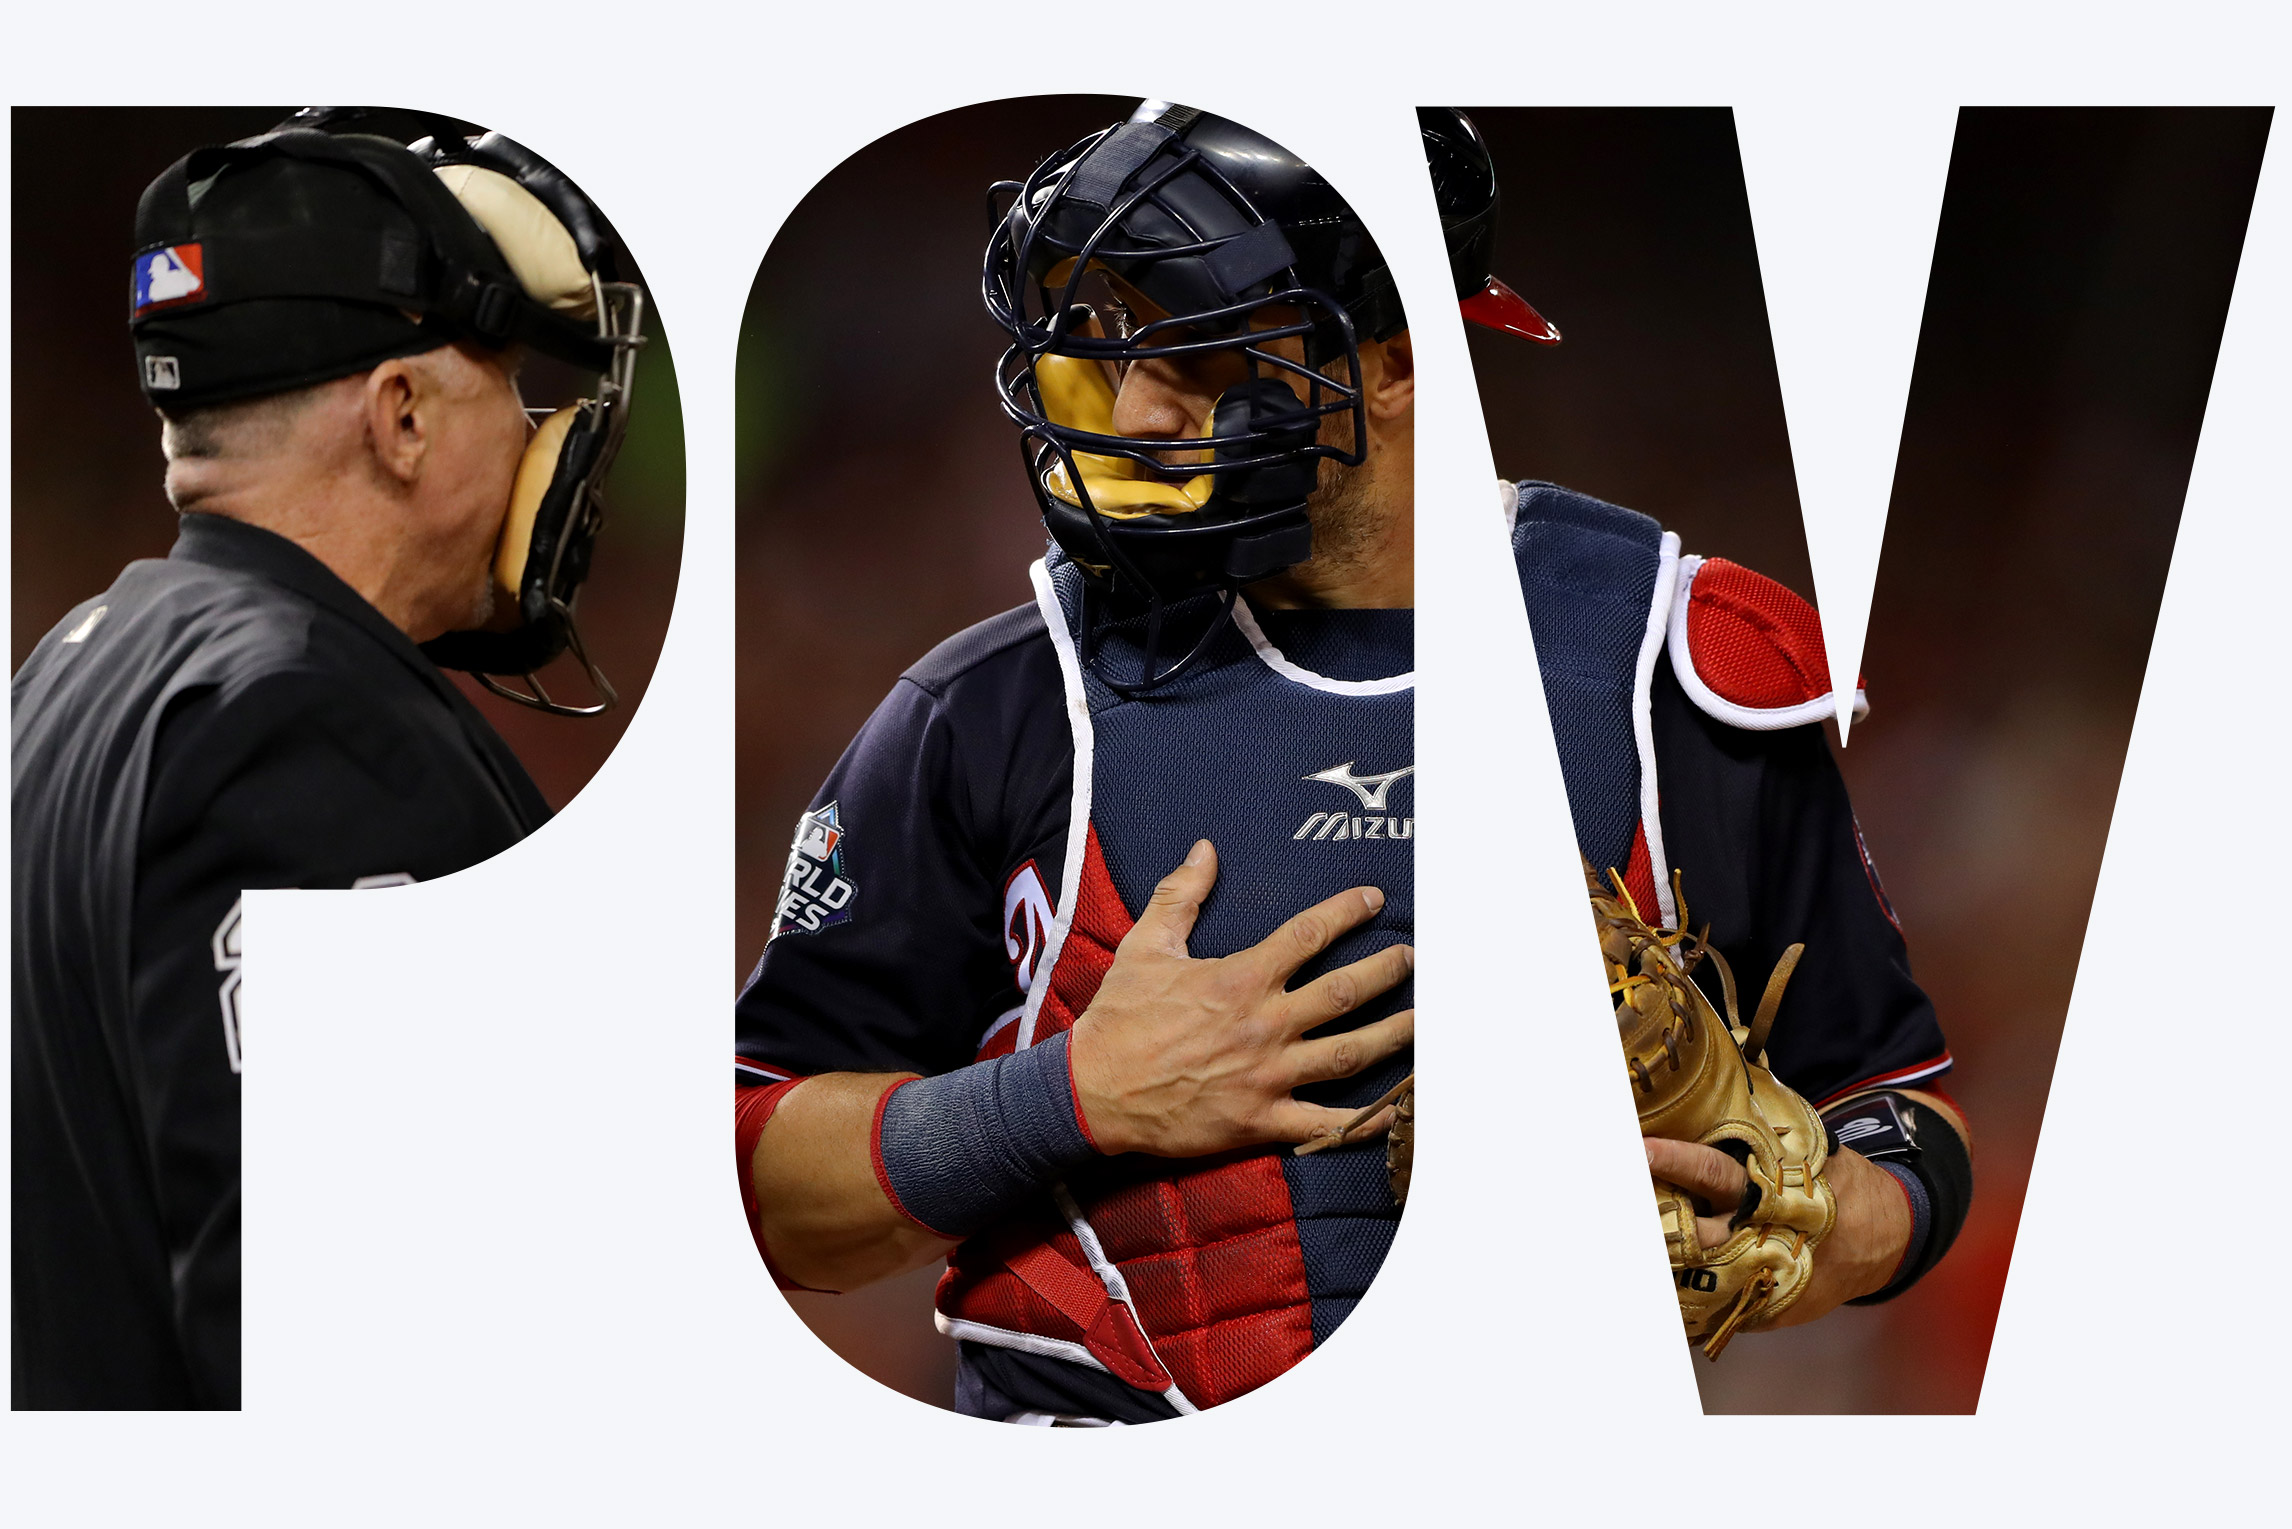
[1295, 1072, 1414, 1207]
[1385, 1079, 1414, 1205]
[1589, 864, 1835, 1358]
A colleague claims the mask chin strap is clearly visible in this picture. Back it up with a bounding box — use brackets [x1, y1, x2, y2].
[470, 598, 619, 716]
[1081, 581, 1240, 699]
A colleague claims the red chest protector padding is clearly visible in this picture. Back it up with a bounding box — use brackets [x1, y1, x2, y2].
[1672, 557, 1865, 728]
[936, 827, 1315, 1409]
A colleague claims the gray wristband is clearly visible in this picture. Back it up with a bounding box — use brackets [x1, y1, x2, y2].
[871, 1029, 1099, 1238]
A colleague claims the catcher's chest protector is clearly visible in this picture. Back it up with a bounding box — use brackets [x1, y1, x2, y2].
[935, 551, 1414, 1413]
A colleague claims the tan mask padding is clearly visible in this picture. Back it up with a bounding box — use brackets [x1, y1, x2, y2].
[1034, 353, 1211, 518]
[433, 164, 597, 320]
[487, 405, 580, 621]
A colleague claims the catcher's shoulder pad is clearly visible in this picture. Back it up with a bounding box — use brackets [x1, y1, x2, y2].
[1666, 555, 1869, 731]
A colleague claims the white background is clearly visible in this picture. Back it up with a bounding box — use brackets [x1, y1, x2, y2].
[4, 2, 2286, 1522]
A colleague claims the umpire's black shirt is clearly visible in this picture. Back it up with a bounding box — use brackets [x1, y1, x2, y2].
[12, 513, 548, 1409]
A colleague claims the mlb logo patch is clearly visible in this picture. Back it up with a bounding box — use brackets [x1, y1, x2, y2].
[774, 801, 857, 939]
[131, 244, 206, 314]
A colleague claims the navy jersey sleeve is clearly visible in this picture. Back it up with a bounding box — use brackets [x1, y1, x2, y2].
[129, 669, 530, 1409]
[1650, 661, 1949, 1107]
[735, 605, 1073, 1082]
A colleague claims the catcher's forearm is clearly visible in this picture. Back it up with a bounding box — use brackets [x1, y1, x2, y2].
[751, 1072, 955, 1293]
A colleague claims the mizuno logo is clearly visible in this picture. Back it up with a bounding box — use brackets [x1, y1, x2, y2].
[1303, 760, 1415, 811]
[1294, 760, 1414, 843]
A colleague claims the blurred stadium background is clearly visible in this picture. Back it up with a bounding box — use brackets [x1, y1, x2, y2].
[11, 107, 685, 812]
[1462, 105, 2269, 1412]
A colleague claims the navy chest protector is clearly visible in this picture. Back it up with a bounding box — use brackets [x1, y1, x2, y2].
[935, 550, 1413, 1413]
[1510, 481, 1678, 924]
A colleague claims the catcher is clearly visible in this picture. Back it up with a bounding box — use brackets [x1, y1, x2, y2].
[735, 103, 1461, 1423]
[1466, 112, 1974, 1348]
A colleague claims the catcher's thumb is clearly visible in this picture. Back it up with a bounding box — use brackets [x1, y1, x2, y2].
[1130, 839, 1217, 956]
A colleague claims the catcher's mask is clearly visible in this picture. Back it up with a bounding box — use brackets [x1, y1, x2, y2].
[986, 103, 1555, 692]
[129, 109, 646, 716]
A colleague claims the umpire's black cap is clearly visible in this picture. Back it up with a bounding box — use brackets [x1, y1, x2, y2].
[128, 117, 611, 410]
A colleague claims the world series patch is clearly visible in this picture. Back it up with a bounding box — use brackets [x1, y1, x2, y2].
[774, 801, 856, 938]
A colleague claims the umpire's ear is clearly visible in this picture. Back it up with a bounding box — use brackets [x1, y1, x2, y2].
[362, 356, 428, 485]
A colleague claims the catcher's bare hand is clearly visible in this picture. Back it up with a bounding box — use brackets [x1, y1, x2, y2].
[1069, 839, 1415, 1159]
[1643, 1137, 1911, 1329]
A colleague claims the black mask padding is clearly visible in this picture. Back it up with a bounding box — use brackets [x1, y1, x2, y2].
[1208, 378, 1318, 580]
[1209, 377, 1321, 506]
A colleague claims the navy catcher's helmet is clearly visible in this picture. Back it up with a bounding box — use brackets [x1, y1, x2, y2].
[984, 102, 1550, 689]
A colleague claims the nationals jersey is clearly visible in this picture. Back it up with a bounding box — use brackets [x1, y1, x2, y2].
[1507, 479, 1949, 1105]
[738, 551, 1412, 1422]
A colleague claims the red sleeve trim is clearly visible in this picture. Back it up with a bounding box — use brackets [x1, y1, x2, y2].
[735, 1074, 813, 1291]
[1813, 1052, 1954, 1111]
[867, 1077, 949, 1236]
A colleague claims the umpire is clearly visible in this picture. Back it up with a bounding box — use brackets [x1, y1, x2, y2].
[12, 115, 644, 1409]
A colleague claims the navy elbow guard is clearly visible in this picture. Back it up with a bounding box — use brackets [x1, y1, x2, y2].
[871, 1029, 1100, 1238]
[1826, 1090, 1974, 1304]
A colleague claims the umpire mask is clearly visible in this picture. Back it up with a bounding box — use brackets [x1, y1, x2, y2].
[129, 112, 646, 716]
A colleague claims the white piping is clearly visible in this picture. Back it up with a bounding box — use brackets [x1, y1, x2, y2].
[1666, 556, 1870, 732]
[1054, 1183, 1200, 1415]
[734, 1060, 792, 1083]
[977, 1005, 1023, 1054]
[1229, 598, 1413, 696]
[1019, 559, 1097, 1051]
[1010, 563, 1203, 1416]
[936, 1315, 1109, 1373]
[1857, 1056, 1953, 1090]
[1634, 534, 1683, 928]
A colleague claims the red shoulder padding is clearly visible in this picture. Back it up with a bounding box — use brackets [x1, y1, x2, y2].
[1672, 558, 1865, 729]
[1684, 559, 1844, 707]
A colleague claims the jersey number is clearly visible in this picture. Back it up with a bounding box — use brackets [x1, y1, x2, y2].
[212, 898, 243, 1075]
